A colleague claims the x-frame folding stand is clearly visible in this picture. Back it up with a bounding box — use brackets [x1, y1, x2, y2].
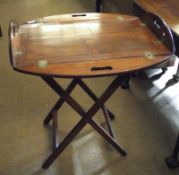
[41, 75, 127, 169]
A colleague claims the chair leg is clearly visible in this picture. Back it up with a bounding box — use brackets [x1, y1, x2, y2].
[0, 26, 2, 37]
[166, 134, 179, 169]
[121, 75, 130, 89]
[173, 62, 179, 81]
[96, 0, 103, 12]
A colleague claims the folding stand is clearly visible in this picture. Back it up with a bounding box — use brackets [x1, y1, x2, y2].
[41, 75, 127, 169]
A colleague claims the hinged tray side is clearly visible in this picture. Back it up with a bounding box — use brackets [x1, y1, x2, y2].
[132, 1, 175, 54]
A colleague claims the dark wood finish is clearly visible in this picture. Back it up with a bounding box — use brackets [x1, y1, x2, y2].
[43, 79, 77, 124]
[9, 13, 173, 78]
[43, 78, 115, 125]
[96, 0, 103, 12]
[9, 12, 174, 169]
[42, 75, 127, 169]
[76, 78, 115, 120]
[133, 0, 179, 78]
[102, 106, 116, 139]
[166, 134, 179, 169]
[133, 0, 179, 35]
[0, 25, 2, 37]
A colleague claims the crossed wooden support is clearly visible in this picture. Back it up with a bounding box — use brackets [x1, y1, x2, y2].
[41, 75, 127, 169]
[0, 25, 2, 37]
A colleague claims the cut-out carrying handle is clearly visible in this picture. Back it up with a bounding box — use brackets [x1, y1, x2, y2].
[132, 1, 175, 54]
[91, 66, 112, 71]
[72, 14, 86, 17]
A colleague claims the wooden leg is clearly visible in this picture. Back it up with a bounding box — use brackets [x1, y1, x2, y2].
[76, 78, 115, 120]
[43, 79, 77, 124]
[121, 75, 130, 89]
[96, 0, 103, 12]
[42, 117, 88, 169]
[166, 134, 179, 169]
[0, 25, 2, 37]
[41, 75, 127, 169]
[173, 62, 179, 81]
[44, 78, 115, 124]
[89, 119, 126, 155]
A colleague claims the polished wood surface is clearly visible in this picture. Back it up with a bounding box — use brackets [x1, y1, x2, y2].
[133, 0, 179, 70]
[133, 0, 179, 35]
[9, 13, 172, 78]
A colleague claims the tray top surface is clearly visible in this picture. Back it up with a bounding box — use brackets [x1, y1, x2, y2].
[10, 13, 172, 78]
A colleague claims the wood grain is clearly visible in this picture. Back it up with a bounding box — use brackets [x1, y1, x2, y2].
[9, 13, 172, 78]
